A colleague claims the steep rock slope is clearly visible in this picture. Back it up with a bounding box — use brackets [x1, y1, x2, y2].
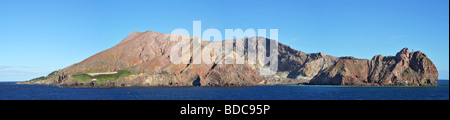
[309, 48, 438, 86]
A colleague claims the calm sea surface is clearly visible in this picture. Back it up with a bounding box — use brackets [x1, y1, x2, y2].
[0, 80, 448, 100]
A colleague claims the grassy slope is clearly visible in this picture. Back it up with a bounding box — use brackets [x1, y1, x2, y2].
[71, 70, 134, 84]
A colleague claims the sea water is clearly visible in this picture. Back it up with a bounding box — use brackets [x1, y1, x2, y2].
[0, 80, 448, 100]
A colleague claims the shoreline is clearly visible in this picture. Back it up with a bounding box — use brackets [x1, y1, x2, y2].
[10, 80, 448, 88]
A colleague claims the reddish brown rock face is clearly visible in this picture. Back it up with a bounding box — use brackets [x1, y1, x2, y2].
[309, 48, 438, 86]
[21, 31, 438, 87]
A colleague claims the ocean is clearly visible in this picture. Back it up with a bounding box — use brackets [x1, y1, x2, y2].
[0, 80, 448, 100]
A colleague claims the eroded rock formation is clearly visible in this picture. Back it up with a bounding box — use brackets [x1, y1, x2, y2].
[309, 48, 438, 86]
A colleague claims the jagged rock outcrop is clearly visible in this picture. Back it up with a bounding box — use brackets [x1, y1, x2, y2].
[19, 31, 438, 87]
[309, 48, 438, 86]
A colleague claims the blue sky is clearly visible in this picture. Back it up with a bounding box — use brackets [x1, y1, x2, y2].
[0, 0, 448, 81]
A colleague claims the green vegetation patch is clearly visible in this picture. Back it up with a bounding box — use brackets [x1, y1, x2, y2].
[116, 70, 133, 77]
[29, 76, 47, 83]
[425, 58, 432, 65]
[331, 63, 346, 75]
[402, 67, 414, 76]
[71, 70, 134, 84]
[28, 70, 59, 83]
[71, 73, 92, 83]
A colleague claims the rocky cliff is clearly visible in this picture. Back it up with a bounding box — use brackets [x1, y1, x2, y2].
[309, 48, 438, 86]
[19, 31, 438, 87]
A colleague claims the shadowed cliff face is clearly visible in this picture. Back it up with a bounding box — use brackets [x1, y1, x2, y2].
[20, 31, 438, 87]
[309, 48, 438, 86]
